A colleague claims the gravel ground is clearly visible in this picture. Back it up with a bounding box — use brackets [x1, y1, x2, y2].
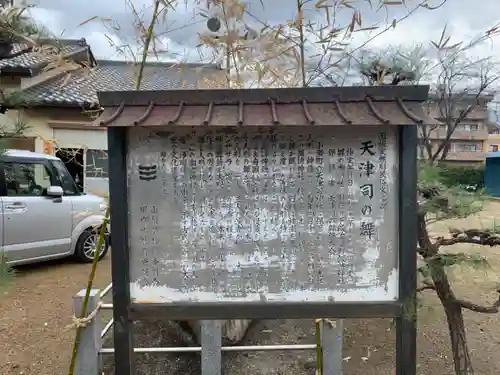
[2, 202, 500, 375]
[0, 257, 112, 375]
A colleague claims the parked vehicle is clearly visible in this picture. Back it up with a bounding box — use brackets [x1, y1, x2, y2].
[0, 149, 110, 265]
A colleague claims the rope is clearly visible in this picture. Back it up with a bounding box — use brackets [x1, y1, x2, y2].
[65, 302, 103, 331]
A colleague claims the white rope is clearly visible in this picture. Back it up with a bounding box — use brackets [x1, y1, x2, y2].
[65, 301, 103, 331]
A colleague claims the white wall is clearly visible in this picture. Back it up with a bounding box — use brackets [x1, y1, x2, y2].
[53, 129, 108, 150]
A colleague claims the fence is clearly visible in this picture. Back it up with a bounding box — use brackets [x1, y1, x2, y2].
[73, 284, 345, 375]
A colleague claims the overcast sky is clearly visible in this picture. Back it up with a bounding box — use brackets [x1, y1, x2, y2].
[27, 0, 500, 62]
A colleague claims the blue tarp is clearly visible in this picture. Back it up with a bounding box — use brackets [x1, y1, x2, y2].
[485, 151, 500, 158]
[485, 156, 500, 197]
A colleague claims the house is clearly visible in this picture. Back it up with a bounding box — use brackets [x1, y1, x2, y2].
[0, 38, 225, 196]
[418, 94, 493, 165]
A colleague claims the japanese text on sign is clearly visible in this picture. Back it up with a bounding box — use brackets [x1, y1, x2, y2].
[126, 126, 399, 303]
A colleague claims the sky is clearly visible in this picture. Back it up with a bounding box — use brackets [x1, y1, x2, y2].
[25, 0, 500, 62]
[18, 0, 500, 120]
[22, 0, 500, 113]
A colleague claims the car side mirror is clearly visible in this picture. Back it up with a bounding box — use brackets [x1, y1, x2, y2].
[47, 186, 63, 197]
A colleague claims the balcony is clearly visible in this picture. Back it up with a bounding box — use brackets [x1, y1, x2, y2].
[443, 151, 486, 162]
[418, 141, 487, 163]
[425, 101, 489, 121]
[426, 127, 489, 141]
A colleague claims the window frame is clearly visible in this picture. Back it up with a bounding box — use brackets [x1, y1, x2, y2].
[458, 124, 479, 132]
[451, 142, 482, 152]
[0, 159, 57, 197]
[47, 159, 82, 197]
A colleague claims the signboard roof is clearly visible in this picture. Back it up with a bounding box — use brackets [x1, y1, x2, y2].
[94, 85, 438, 127]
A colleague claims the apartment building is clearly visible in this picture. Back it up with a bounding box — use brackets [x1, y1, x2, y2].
[419, 95, 493, 164]
[488, 128, 500, 153]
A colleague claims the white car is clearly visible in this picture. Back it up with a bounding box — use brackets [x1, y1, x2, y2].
[0, 149, 110, 265]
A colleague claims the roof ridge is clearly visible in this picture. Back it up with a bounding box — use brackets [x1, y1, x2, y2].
[35, 37, 88, 47]
[95, 59, 220, 69]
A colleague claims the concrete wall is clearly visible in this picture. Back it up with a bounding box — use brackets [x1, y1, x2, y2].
[488, 132, 500, 152]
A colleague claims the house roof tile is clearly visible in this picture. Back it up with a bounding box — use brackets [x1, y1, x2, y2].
[20, 60, 223, 107]
[0, 38, 89, 70]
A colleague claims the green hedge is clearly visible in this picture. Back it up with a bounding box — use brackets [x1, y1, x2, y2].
[435, 164, 485, 188]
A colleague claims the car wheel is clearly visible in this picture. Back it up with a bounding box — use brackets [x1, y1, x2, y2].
[74, 229, 109, 263]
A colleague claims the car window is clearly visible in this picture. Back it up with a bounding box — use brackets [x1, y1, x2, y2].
[4, 162, 52, 196]
[50, 159, 80, 196]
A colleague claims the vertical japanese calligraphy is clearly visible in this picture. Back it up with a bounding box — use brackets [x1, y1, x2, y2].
[127, 126, 399, 303]
[358, 140, 377, 263]
[378, 132, 388, 211]
[139, 204, 160, 286]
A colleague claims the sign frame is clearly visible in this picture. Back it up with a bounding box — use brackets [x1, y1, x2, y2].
[103, 86, 423, 375]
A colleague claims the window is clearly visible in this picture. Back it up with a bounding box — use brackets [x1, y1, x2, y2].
[489, 145, 499, 152]
[85, 149, 108, 178]
[50, 159, 80, 196]
[451, 143, 482, 152]
[4, 162, 52, 196]
[458, 124, 479, 131]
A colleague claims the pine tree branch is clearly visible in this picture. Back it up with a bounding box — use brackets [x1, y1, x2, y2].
[457, 289, 500, 314]
[436, 230, 500, 247]
[417, 280, 435, 292]
[417, 285, 435, 292]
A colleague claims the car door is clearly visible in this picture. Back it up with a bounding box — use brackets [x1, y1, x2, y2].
[0, 159, 73, 263]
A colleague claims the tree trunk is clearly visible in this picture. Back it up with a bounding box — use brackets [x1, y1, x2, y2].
[440, 142, 451, 161]
[428, 260, 474, 375]
[417, 213, 474, 375]
[442, 302, 474, 375]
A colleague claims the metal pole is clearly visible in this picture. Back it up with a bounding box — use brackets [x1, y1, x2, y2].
[99, 343, 318, 354]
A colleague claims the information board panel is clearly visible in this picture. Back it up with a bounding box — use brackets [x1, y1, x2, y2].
[126, 126, 399, 304]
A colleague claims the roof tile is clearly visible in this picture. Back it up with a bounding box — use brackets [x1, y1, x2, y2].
[0, 39, 87, 70]
[21, 60, 223, 107]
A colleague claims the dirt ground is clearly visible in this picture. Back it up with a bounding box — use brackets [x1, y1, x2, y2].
[1, 202, 500, 375]
[0, 257, 112, 375]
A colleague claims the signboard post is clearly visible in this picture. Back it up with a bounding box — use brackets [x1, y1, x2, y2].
[99, 85, 432, 375]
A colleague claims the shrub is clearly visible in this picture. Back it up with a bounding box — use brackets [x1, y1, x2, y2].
[430, 164, 485, 189]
